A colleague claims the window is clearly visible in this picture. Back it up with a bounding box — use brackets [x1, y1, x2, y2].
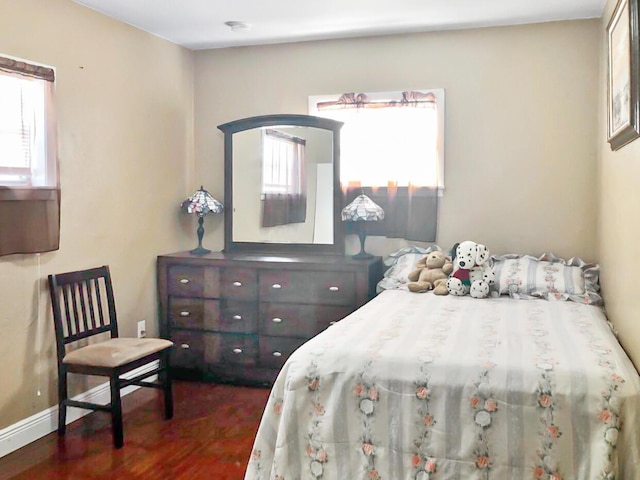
[309, 90, 444, 242]
[0, 61, 56, 188]
[0, 55, 58, 256]
[309, 89, 444, 189]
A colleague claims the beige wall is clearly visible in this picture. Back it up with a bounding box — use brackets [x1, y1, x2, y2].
[0, 3, 608, 434]
[194, 20, 599, 260]
[0, 0, 194, 429]
[598, 0, 640, 369]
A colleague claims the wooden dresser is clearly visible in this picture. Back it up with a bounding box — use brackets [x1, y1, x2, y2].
[157, 252, 383, 386]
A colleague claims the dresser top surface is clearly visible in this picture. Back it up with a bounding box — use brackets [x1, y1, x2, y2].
[158, 251, 382, 269]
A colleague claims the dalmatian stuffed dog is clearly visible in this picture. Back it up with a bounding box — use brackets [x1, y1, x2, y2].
[446, 241, 495, 298]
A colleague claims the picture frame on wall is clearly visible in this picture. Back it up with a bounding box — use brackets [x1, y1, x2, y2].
[607, 0, 640, 150]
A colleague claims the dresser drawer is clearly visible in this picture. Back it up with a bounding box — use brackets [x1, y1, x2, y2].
[260, 303, 352, 338]
[170, 330, 204, 370]
[170, 298, 257, 333]
[218, 300, 258, 333]
[204, 333, 258, 366]
[259, 336, 308, 369]
[169, 298, 209, 329]
[220, 268, 258, 300]
[259, 271, 356, 306]
[167, 265, 220, 298]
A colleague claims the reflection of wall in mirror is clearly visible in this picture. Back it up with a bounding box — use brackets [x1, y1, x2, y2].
[232, 128, 262, 241]
[302, 127, 333, 244]
[232, 126, 334, 244]
[313, 163, 333, 243]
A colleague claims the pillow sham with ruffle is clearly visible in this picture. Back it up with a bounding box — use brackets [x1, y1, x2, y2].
[491, 253, 602, 306]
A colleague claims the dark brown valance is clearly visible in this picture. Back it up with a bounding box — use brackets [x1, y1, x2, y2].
[0, 55, 54, 82]
[0, 187, 60, 255]
[261, 193, 307, 227]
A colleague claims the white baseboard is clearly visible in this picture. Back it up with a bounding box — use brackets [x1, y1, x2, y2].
[0, 361, 159, 459]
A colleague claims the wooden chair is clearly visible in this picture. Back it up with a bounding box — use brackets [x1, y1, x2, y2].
[47, 265, 174, 448]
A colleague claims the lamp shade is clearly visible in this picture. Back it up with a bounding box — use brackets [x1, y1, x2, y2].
[181, 185, 223, 216]
[341, 194, 384, 222]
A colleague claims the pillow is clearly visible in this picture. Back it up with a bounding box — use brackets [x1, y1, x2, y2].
[377, 245, 443, 292]
[491, 253, 602, 305]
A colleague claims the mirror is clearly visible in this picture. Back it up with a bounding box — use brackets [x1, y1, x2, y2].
[218, 114, 344, 255]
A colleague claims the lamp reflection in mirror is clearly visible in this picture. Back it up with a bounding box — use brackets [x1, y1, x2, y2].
[181, 186, 224, 255]
[341, 193, 384, 259]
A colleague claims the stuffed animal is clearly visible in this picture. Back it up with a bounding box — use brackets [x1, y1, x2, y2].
[407, 250, 453, 295]
[446, 241, 495, 298]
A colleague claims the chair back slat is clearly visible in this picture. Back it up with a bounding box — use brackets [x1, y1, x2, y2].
[78, 280, 90, 333]
[83, 279, 94, 331]
[60, 284, 74, 338]
[94, 277, 106, 328]
[48, 266, 119, 361]
[69, 283, 82, 337]
[80, 278, 98, 332]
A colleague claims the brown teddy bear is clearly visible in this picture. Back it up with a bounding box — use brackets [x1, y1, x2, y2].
[407, 250, 454, 294]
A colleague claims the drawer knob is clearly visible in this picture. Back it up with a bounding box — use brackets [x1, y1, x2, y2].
[233, 348, 243, 354]
[329, 286, 339, 292]
[180, 311, 190, 317]
[180, 343, 190, 349]
[272, 351, 282, 357]
[272, 283, 282, 289]
[271, 317, 283, 323]
[233, 314, 242, 320]
[233, 281, 242, 287]
[179, 278, 190, 284]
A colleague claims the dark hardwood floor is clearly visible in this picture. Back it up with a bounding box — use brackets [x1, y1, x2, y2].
[0, 381, 270, 480]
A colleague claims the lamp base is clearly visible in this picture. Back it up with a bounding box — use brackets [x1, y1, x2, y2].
[352, 251, 374, 260]
[351, 223, 373, 260]
[189, 247, 211, 256]
[190, 216, 210, 255]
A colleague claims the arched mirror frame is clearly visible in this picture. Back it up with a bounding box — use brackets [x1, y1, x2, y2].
[218, 114, 345, 255]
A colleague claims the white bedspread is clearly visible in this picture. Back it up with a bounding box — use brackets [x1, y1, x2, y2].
[246, 291, 640, 479]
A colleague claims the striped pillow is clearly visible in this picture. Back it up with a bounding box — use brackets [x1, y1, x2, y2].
[494, 257, 585, 297]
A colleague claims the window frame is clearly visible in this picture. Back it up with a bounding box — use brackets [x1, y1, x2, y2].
[0, 71, 50, 187]
[308, 89, 445, 192]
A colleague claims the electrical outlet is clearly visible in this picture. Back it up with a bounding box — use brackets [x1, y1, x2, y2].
[137, 320, 146, 338]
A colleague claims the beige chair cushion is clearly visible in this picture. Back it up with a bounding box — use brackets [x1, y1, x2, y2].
[63, 337, 173, 368]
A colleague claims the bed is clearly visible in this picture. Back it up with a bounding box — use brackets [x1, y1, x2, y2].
[245, 252, 640, 479]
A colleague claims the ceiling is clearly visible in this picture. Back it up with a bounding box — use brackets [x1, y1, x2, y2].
[72, 0, 606, 50]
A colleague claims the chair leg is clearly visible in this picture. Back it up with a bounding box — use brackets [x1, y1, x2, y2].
[57, 366, 68, 436]
[110, 376, 124, 448]
[161, 351, 174, 420]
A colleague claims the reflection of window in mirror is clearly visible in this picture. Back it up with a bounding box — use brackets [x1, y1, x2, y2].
[261, 128, 307, 227]
[309, 89, 445, 243]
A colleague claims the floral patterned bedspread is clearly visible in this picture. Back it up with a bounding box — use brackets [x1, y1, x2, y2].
[245, 291, 640, 480]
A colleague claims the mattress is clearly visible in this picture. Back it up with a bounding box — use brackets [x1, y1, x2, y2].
[245, 290, 640, 479]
